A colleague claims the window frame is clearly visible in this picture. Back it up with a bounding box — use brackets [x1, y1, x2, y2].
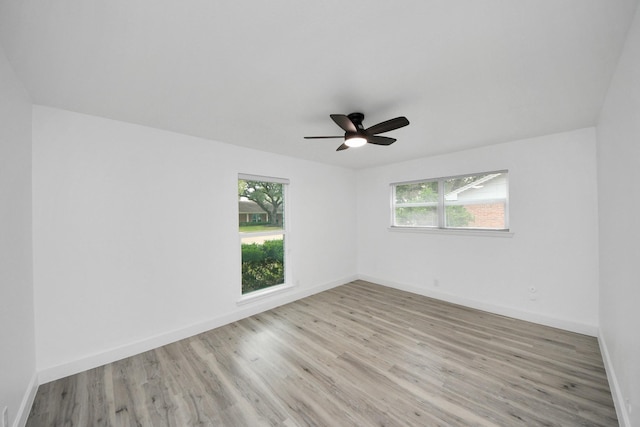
[237, 173, 292, 303]
[390, 170, 510, 233]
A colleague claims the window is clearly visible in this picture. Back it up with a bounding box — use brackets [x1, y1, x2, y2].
[392, 171, 508, 231]
[238, 174, 288, 295]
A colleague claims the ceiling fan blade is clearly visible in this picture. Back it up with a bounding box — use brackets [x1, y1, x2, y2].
[366, 135, 396, 146]
[365, 116, 409, 135]
[336, 143, 349, 151]
[330, 114, 357, 133]
[304, 136, 343, 139]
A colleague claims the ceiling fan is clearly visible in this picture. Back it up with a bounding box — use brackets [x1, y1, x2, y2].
[305, 112, 410, 151]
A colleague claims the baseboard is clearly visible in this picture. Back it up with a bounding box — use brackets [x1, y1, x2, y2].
[38, 275, 356, 384]
[358, 275, 598, 336]
[14, 372, 38, 427]
[598, 331, 630, 427]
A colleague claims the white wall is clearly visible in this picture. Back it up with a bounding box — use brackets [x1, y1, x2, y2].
[32, 106, 358, 381]
[356, 128, 600, 334]
[0, 45, 36, 427]
[596, 3, 640, 426]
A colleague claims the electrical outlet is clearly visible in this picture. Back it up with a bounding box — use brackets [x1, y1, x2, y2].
[433, 279, 439, 287]
[2, 406, 8, 427]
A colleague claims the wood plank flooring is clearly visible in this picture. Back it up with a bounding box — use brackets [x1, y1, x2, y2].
[26, 280, 618, 426]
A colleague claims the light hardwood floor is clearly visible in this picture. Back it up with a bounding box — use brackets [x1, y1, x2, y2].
[27, 281, 617, 426]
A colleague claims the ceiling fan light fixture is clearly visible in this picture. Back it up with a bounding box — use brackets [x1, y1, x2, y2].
[345, 135, 367, 148]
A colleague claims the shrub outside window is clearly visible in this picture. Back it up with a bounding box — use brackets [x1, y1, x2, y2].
[392, 171, 508, 231]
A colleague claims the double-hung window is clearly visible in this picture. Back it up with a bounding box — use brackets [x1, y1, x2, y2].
[392, 171, 509, 231]
[238, 174, 289, 295]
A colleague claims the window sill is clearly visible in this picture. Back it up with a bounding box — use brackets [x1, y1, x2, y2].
[237, 283, 295, 305]
[388, 226, 514, 238]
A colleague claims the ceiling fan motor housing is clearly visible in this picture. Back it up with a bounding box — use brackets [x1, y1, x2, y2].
[347, 112, 366, 133]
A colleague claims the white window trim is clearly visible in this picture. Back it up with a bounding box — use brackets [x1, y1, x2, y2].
[388, 226, 514, 238]
[237, 282, 295, 305]
[237, 174, 293, 303]
[239, 173, 289, 185]
[390, 170, 510, 234]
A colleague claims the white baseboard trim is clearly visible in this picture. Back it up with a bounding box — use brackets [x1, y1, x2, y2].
[38, 275, 356, 384]
[357, 275, 598, 336]
[598, 331, 630, 427]
[14, 372, 38, 427]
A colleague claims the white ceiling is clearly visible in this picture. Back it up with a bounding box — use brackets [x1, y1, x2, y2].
[1, 0, 637, 169]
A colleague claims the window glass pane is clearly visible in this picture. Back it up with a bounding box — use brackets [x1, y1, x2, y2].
[393, 181, 439, 227]
[395, 181, 438, 204]
[238, 178, 286, 295]
[238, 180, 284, 232]
[240, 235, 284, 294]
[444, 173, 507, 229]
[395, 206, 438, 227]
